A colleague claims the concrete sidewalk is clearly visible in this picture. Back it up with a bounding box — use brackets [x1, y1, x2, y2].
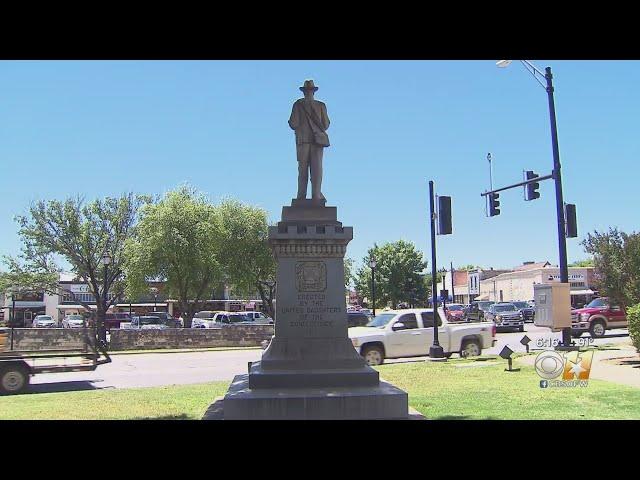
[517, 344, 640, 388]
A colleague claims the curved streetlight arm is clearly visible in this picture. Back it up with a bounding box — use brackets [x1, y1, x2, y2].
[520, 60, 547, 89]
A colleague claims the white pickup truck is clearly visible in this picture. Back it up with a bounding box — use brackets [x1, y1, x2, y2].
[349, 308, 496, 365]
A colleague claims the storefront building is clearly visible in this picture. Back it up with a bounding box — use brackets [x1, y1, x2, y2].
[478, 263, 596, 308]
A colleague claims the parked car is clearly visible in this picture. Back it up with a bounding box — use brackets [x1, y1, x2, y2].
[147, 311, 181, 328]
[444, 303, 465, 322]
[129, 315, 169, 330]
[242, 311, 274, 324]
[463, 301, 495, 322]
[62, 314, 86, 328]
[32, 315, 57, 328]
[512, 301, 535, 323]
[212, 312, 251, 325]
[347, 312, 371, 328]
[104, 313, 131, 330]
[348, 308, 496, 365]
[191, 311, 221, 328]
[484, 303, 524, 332]
[571, 297, 628, 338]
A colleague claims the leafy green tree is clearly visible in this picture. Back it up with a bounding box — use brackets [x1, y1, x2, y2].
[216, 198, 277, 319]
[344, 257, 354, 291]
[124, 186, 224, 328]
[456, 264, 480, 271]
[13, 193, 148, 341]
[569, 258, 595, 267]
[0, 256, 59, 298]
[582, 228, 640, 308]
[423, 270, 445, 303]
[354, 240, 427, 309]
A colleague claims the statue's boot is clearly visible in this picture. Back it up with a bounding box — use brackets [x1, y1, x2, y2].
[312, 192, 326, 201]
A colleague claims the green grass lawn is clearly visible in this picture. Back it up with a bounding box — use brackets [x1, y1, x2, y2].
[377, 357, 640, 420]
[2, 357, 640, 420]
[0, 382, 229, 420]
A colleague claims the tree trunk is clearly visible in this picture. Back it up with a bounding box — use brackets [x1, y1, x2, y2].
[257, 282, 276, 320]
[180, 301, 193, 328]
[96, 302, 107, 344]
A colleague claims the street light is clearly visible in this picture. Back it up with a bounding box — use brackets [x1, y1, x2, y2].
[99, 251, 112, 344]
[369, 258, 377, 317]
[497, 60, 572, 347]
[150, 287, 159, 312]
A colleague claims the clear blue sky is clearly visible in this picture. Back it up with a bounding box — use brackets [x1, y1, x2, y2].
[1, 60, 638, 272]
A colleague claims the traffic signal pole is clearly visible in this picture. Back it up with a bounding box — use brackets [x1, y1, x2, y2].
[429, 180, 445, 359]
[482, 65, 573, 348]
[546, 66, 572, 348]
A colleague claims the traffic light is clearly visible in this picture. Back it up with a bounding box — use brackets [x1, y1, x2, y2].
[565, 203, 578, 238]
[437, 195, 452, 235]
[489, 192, 500, 216]
[525, 171, 540, 201]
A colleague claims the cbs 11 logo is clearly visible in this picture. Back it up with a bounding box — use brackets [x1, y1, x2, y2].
[535, 350, 594, 387]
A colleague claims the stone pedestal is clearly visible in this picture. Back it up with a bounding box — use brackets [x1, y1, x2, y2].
[218, 199, 408, 419]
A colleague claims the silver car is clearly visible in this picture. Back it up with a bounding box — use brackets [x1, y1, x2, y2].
[33, 315, 57, 328]
[62, 314, 86, 328]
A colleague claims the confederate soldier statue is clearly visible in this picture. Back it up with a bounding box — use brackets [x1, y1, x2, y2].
[288, 79, 330, 201]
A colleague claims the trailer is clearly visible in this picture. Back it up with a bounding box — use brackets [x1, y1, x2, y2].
[0, 328, 111, 395]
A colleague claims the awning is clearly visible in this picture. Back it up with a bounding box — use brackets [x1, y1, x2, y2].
[10, 301, 46, 308]
[570, 289, 595, 296]
[59, 303, 168, 310]
[475, 294, 490, 300]
[115, 303, 168, 307]
[58, 304, 97, 310]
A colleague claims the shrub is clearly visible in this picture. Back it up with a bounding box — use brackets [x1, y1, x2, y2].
[628, 303, 640, 353]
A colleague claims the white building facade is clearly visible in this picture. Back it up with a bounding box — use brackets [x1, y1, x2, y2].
[478, 265, 596, 308]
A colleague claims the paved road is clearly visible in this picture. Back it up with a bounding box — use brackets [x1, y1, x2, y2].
[29, 325, 631, 393]
[30, 348, 264, 393]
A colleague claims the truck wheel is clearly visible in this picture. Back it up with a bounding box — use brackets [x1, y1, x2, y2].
[589, 320, 606, 338]
[361, 345, 384, 366]
[0, 365, 30, 395]
[460, 339, 481, 358]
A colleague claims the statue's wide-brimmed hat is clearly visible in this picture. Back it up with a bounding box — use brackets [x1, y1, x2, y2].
[299, 79, 319, 92]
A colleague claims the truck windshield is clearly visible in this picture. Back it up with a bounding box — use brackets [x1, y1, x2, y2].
[586, 298, 608, 308]
[140, 317, 162, 325]
[366, 313, 396, 328]
[494, 304, 517, 312]
[512, 302, 528, 309]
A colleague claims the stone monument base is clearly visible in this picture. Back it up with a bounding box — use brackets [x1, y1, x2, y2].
[217, 373, 409, 420]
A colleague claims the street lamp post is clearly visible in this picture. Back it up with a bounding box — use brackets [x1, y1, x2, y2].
[450, 262, 456, 303]
[150, 287, 159, 312]
[429, 180, 445, 359]
[497, 60, 571, 347]
[100, 251, 112, 344]
[369, 258, 377, 317]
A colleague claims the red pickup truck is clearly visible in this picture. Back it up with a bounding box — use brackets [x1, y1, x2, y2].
[571, 297, 627, 338]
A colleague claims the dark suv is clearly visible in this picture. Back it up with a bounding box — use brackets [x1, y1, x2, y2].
[464, 301, 495, 322]
[148, 311, 181, 328]
[105, 313, 132, 330]
[512, 301, 535, 323]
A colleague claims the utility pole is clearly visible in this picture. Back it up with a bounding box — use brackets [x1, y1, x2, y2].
[429, 181, 444, 359]
[545, 66, 571, 347]
[450, 262, 455, 303]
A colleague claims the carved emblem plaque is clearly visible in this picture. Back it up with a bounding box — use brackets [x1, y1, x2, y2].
[296, 261, 327, 292]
